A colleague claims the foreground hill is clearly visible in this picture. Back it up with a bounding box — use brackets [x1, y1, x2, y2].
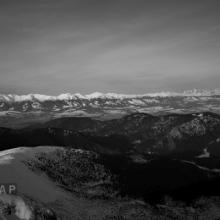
[23, 147, 220, 219]
[1, 146, 220, 220]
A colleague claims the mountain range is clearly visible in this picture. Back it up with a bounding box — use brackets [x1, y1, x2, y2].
[1, 90, 220, 128]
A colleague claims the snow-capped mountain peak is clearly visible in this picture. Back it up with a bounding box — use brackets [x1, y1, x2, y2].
[84, 92, 104, 99]
[0, 89, 220, 103]
[0, 89, 220, 118]
[0, 94, 55, 102]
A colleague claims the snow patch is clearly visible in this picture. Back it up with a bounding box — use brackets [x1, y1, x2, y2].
[180, 160, 220, 173]
[31, 102, 41, 109]
[197, 148, 210, 158]
[0, 147, 29, 164]
[128, 99, 145, 105]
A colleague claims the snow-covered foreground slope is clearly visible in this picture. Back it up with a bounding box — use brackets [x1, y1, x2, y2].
[0, 147, 64, 219]
[0, 147, 65, 201]
[0, 146, 126, 220]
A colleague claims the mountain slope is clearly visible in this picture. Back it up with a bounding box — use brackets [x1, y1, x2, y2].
[1, 112, 220, 157]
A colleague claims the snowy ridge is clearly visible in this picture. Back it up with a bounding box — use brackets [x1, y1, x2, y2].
[0, 89, 220, 102]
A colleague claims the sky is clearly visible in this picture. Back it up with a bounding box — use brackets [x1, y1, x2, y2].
[0, 0, 219, 95]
